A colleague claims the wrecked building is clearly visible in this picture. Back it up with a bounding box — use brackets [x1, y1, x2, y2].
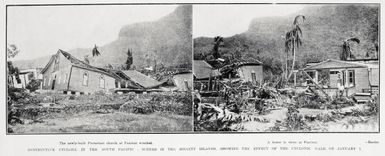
[193, 60, 222, 92]
[301, 59, 379, 97]
[220, 61, 263, 84]
[41, 50, 122, 94]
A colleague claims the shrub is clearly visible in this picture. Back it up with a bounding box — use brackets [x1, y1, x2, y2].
[119, 92, 192, 116]
[8, 87, 41, 105]
[26, 79, 41, 92]
[295, 92, 325, 109]
[270, 104, 311, 131]
[120, 100, 155, 114]
[350, 96, 378, 117]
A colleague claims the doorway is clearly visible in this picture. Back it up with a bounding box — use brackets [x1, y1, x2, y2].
[51, 75, 56, 90]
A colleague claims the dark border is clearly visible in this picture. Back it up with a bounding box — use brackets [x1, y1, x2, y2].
[5, 2, 380, 135]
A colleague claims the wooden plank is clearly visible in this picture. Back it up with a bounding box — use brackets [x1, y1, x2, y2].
[300, 70, 330, 101]
[354, 93, 371, 96]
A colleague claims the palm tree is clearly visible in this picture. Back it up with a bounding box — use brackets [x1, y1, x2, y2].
[212, 36, 223, 59]
[340, 37, 360, 60]
[285, 15, 306, 80]
[125, 48, 133, 70]
[92, 44, 101, 57]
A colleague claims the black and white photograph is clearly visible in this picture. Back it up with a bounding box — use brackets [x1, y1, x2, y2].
[6, 4, 193, 133]
[193, 4, 380, 132]
[1, 1, 385, 156]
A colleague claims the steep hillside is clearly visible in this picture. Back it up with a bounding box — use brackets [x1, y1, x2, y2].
[14, 5, 192, 70]
[194, 4, 379, 74]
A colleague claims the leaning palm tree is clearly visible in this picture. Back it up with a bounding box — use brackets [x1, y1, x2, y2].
[285, 15, 306, 80]
[92, 44, 101, 57]
[340, 37, 360, 60]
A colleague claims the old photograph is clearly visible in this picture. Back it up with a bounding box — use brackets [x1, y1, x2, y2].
[193, 4, 379, 132]
[6, 4, 193, 133]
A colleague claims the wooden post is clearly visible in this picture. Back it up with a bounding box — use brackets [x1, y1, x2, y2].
[184, 80, 189, 91]
[251, 71, 256, 85]
[294, 71, 297, 86]
[208, 73, 212, 91]
[314, 70, 319, 84]
[212, 79, 216, 91]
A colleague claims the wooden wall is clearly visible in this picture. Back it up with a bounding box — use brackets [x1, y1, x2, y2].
[349, 67, 370, 95]
[172, 73, 193, 91]
[42, 52, 72, 91]
[42, 52, 117, 93]
[328, 67, 370, 96]
[68, 66, 116, 93]
[237, 65, 263, 83]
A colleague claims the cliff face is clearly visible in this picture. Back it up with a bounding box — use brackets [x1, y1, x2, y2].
[14, 5, 192, 69]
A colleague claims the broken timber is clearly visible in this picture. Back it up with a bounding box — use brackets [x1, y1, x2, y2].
[299, 69, 331, 101]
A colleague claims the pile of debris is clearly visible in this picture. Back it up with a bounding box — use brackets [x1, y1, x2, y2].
[270, 104, 311, 132]
[194, 82, 285, 131]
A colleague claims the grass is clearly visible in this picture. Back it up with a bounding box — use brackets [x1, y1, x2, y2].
[11, 111, 192, 133]
[8, 91, 193, 133]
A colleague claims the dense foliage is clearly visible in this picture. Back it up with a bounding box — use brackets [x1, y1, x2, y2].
[194, 5, 379, 76]
[26, 79, 41, 92]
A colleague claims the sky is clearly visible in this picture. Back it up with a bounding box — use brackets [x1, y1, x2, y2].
[7, 5, 178, 61]
[8, 4, 305, 61]
[193, 4, 305, 38]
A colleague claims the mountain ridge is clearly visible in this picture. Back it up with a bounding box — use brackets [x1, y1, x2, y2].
[194, 4, 379, 74]
[13, 5, 192, 70]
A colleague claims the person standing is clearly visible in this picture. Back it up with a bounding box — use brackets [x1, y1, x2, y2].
[337, 73, 345, 98]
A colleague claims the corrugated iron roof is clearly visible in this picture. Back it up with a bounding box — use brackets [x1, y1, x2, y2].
[193, 60, 221, 79]
[303, 59, 370, 70]
[121, 70, 162, 89]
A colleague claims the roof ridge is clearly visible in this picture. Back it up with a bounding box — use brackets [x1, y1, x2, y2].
[303, 59, 369, 70]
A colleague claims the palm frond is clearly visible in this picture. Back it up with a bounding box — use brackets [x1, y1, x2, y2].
[293, 15, 306, 25]
[92, 45, 101, 57]
[296, 25, 302, 35]
[346, 37, 360, 44]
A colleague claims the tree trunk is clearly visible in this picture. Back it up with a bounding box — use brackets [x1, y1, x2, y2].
[285, 52, 288, 80]
[287, 46, 296, 80]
